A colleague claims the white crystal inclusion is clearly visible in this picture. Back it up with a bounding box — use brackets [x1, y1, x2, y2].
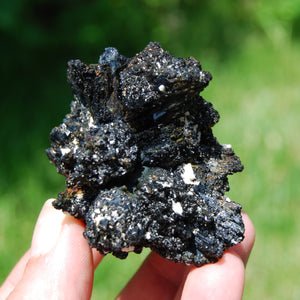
[181, 163, 200, 185]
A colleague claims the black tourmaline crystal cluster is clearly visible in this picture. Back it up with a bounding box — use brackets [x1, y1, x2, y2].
[47, 42, 244, 266]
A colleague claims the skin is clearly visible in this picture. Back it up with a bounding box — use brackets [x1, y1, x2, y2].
[0, 199, 255, 300]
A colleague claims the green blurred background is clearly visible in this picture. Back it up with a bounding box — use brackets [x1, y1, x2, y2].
[1, 0, 299, 298]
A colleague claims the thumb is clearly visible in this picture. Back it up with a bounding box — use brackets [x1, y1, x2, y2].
[7, 199, 95, 300]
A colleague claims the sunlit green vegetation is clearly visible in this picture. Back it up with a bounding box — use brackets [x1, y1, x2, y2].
[1, 1, 299, 299]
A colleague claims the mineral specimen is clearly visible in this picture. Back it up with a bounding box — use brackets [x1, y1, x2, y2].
[47, 42, 244, 266]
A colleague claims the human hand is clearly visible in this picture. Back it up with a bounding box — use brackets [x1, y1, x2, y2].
[0, 199, 255, 300]
[117, 210, 255, 300]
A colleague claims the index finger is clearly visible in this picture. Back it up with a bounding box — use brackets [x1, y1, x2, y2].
[175, 211, 255, 299]
[230, 211, 256, 266]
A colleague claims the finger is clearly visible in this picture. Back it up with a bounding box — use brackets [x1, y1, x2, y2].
[118, 211, 255, 300]
[0, 198, 62, 299]
[176, 251, 245, 300]
[30, 199, 67, 257]
[175, 211, 255, 299]
[6, 199, 104, 300]
[0, 250, 31, 298]
[117, 251, 190, 300]
[230, 211, 255, 266]
[92, 248, 103, 269]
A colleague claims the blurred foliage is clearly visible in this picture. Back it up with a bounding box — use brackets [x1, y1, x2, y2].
[1, 0, 300, 299]
[1, 0, 299, 177]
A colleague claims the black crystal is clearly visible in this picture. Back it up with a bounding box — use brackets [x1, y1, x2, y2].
[47, 42, 244, 266]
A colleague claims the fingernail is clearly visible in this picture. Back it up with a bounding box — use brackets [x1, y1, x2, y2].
[30, 199, 67, 257]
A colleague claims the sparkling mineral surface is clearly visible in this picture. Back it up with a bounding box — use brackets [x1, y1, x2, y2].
[47, 42, 244, 266]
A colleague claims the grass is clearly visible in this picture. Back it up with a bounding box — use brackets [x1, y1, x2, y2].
[1, 36, 299, 299]
[204, 38, 300, 299]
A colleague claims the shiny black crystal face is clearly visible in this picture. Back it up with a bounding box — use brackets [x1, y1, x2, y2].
[46, 42, 244, 266]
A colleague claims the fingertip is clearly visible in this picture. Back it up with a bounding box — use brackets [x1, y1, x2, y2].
[30, 199, 66, 257]
[176, 211, 255, 299]
[231, 211, 255, 266]
[179, 251, 245, 300]
[242, 211, 256, 247]
[3, 199, 99, 299]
